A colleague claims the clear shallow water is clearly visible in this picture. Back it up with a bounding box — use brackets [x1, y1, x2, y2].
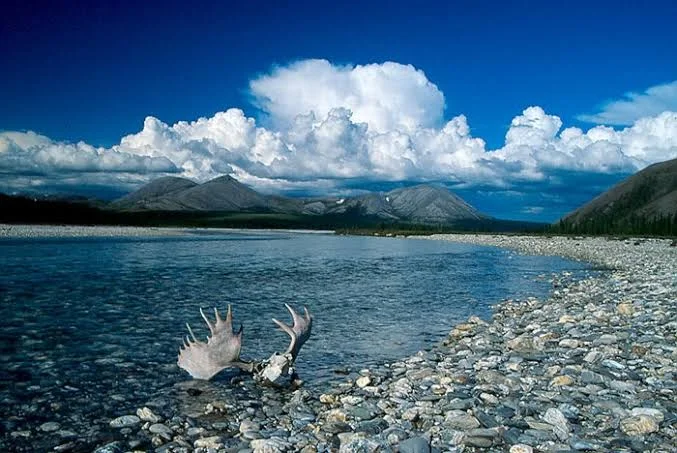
[0, 231, 592, 423]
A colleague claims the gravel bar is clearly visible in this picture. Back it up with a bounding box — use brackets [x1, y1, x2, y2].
[5, 234, 676, 452]
[0, 224, 188, 238]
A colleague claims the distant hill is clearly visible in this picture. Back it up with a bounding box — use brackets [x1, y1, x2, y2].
[110, 175, 491, 225]
[558, 157, 677, 235]
[112, 175, 292, 212]
[387, 185, 486, 222]
[110, 176, 198, 210]
[312, 184, 488, 223]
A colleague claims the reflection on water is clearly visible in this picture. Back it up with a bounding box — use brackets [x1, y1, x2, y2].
[0, 231, 592, 417]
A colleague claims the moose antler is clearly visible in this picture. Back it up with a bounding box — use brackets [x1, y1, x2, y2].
[178, 305, 253, 380]
[177, 304, 313, 385]
[273, 304, 312, 360]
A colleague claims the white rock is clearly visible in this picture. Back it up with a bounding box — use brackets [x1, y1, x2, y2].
[543, 408, 570, 440]
[109, 415, 140, 428]
[509, 445, 533, 453]
[194, 436, 224, 449]
[356, 375, 371, 388]
[136, 407, 161, 423]
[559, 339, 580, 348]
[251, 436, 292, 453]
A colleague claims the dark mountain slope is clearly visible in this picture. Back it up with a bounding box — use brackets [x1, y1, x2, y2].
[562, 158, 677, 224]
[110, 176, 197, 210]
[169, 175, 269, 211]
[558, 157, 677, 235]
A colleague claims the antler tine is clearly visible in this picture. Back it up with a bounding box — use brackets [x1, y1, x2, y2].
[284, 303, 301, 325]
[186, 323, 199, 343]
[199, 307, 215, 334]
[225, 304, 234, 330]
[272, 317, 298, 356]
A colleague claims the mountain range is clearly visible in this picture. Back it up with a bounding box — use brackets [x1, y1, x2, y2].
[110, 175, 489, 225]
[3, 157, 675, 234]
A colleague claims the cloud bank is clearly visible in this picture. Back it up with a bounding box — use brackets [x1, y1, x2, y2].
[578, 80, 677, 126]
[2, 60, 677, 218]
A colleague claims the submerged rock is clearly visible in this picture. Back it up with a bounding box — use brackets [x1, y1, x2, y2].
[109, 415, 140, 428]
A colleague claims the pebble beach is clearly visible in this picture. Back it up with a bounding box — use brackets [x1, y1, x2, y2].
[3, 233, 676, 452]
[0, 224, 186, 238]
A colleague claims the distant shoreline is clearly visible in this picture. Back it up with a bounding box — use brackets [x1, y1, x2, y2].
[0, 224, 335, 238]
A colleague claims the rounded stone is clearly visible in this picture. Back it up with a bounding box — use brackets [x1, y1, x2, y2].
[398, 436, 431, 453]
[39, 422, 61, 432]
[356, 376, 371, 388]
[620, 415, 659, 436]
[445, 413, 480, 430]
[149, 423, 172, 437]
[136, 407, 161, 423]
[558, 339, 580, 348]
[550, 375, 575, 387]
[109, 415, 141, 428]
[630, 407, 664, 422]
[617, 303, 635, 316]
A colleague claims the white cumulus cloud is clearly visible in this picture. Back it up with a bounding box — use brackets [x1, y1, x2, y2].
[0, 130, 176, 176]
[2, 60, 677, 209]
[578, 80, 677, 126]
[249, 59, 445, 133]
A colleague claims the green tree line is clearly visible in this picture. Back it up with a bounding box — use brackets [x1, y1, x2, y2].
[552, 212, 677, 236]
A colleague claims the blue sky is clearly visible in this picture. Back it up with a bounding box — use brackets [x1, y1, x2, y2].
[2, 0, 677, 221]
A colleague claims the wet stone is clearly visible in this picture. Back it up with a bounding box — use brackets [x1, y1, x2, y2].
[250, 437, 292, 452]
[580, 370, 605, 384]
[347, 402, 380, 421]
[193, 436, 223, 449]
[475, 410, 499, 428]
[109, 415, 141, 428]
[323, 421, 352, 434]
[398, 436, 430, 453]
[543, 407, 570, 440]
[39, 421, 61, 432]
[54, 442, 77, 452]
[596, 334, 618, 345]
[137, 406, 161, 423]
[149, 423, 173, 439]
[446, 398, 474, 410]
[93, 442, 125, 453]
[355, 418, 388, 435]
[464, 436, 493, 447]
[630, 407, 664, 422]
[569, 437, 601, 450]
[445, 413, 481, 430]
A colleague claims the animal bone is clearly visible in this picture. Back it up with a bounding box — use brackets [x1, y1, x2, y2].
[177, 304, 312, 385]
